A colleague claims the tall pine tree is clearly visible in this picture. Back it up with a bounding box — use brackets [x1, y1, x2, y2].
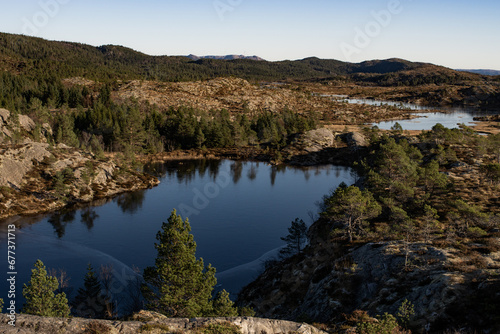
[279, 218, 308, 258]
[142, 210, 217, 318]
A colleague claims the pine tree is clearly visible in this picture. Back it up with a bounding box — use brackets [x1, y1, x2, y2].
[142, 210, 217, 318]
[323, 186, 381, 242]
[279, 218, 308, 258]
[211, 290, 238, 317]
[22, 260, 71, 317]
[72, 264, 109, 319]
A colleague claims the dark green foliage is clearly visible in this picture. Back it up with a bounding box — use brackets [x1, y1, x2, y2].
[322, 185, 381, 242]
[73, 264, 110, 319]
[237, 306, 256, 317]
[0, 32, 320, 153]
[279, 218, 308, 257]
[22, 260, 71, 317]
[142, 210, 217, 317]
[356, 313, 410, 334]
[211, 290, 238, 317]
[0, 298, 3, 313]
[449, 200, 491, 237]
[366, 136, 422, 205]
[54, 112, 79, 147]
[481, 163, 500, 184]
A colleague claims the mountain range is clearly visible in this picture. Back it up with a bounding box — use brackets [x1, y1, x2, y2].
[0, 32, 497, 86]
[457, 69, 500, 76]
[187, 54, 265, 61]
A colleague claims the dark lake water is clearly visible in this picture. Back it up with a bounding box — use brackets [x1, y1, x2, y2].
[0, 160, 353, 310]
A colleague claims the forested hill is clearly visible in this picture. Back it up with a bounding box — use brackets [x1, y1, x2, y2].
[0, 32, 492, 85]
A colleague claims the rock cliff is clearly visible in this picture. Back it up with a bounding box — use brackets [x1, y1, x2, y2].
[237, 222, 500, 332]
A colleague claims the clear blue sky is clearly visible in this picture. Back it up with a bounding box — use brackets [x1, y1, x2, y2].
[1, 0, 499, 69]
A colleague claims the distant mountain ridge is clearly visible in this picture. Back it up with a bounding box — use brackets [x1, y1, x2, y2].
[457, 69, 500, 76]
[0, 32, 490, 86]
[187, 54, 265, 61]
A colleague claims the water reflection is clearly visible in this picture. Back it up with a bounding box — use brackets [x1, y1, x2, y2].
[48, 210, 76, 238]
[40, 160, 349, 238]
[145, 159, 338, 187]
[80, 207, 99, 230]
[114, 190, 146, 215]
[247, 164, 257, 180]
[231, 161, 243, 184]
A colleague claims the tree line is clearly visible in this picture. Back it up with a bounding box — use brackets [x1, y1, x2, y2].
[1, 69, 317, 155]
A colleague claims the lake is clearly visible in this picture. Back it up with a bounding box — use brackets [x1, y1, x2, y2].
[326, 94, 497, 131]
[0, 160, 353, 311]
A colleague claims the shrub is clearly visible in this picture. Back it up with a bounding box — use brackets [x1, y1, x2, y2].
[356, 313, 411, 334]
[467, 227, 488, 238]
[85, 320, 112, 334]
[238, 306, 256, 317]
[140, 323, 171, 332]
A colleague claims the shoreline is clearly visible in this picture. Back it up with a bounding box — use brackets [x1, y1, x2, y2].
[2, 108, 498, 221]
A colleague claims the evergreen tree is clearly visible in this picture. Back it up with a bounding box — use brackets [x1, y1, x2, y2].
[72, 264, 109, 319]
[279, 218, 308, 258]
[211, 290, 238, 317]
[0, 298, 3, 313]
[22, 260, 71, 317]
[142, 210, 217, 317]
[54, 113, 79, 147]
[323, 186, 381, 242]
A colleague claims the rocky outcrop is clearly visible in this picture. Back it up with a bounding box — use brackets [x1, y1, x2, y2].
[288, 128, 336, 153]
[0, 313, 326, 334]
[341, 131, 368, 148]
[237, 236, 500, 333]
[0, 142, 52, 189]
[114, 78, 331, 116]
[0, 110, 159, 219]
[0, 143, 159, 219]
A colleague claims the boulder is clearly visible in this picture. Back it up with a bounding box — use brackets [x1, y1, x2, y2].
[18, 114, 36, 132]
[0, 108, 10, 123]
[0, 143, 52, 189]
[290, 128, 335, 153]
[342, 131, 367, 147]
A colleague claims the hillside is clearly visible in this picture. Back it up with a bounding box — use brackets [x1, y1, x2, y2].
[0, 32, 492, 85]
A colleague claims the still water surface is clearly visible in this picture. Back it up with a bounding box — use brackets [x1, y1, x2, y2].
[327, 95, 497, 130]
[0, 160, 353, 308]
